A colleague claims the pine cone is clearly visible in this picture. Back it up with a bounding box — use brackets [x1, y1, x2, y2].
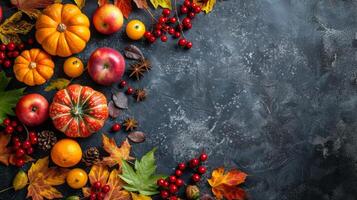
[37, 130, 57, 151]
[82, 147, 100, 166]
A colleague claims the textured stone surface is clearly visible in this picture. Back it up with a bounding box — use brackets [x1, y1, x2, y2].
[1, 0, 357, 199]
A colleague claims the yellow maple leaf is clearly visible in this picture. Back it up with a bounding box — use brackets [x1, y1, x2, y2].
[207, 167, 247, 200]
[27, 157, 69, 200]
[101, 134, 134, 168]
[83, 164, 131, 200]
[131, 192, 152, 200]
[193, 0, 216, 13]
[149, 0, 172, 10]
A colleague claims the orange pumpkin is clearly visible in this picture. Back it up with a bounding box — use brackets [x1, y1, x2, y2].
[14, 48, 55, 86]
[49, 84, 109, 138]
[35, 3, 90, 57]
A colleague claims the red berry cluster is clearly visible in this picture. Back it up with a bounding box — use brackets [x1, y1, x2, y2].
[157, 152, 208, 199]
[0, 38, 34, 69]
[2, 117, 24, 134]
[89, 181, 111, 200]
[119, 80, 135, 95]
[11, 131, 38, 167]
[144, 0, 202, 49]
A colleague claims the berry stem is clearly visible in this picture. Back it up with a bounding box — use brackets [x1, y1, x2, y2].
[0, 186, 13, 193]
[144, 8, 158, 23]
[174, 0, 186, 38]
[22, 122, 29, 140]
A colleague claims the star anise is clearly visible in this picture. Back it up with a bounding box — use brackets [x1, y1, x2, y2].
[129, 59, 152, 80]
[123, 118, 138, 131]
[138, 59, 151, 71]
[134, 88, 147, 102]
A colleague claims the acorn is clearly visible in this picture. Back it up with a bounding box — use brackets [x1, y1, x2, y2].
[186, 185, 200, 200]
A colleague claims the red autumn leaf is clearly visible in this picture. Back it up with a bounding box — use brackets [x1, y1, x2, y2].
[114, 0, 132, 18]
[133, 0, 148, 9]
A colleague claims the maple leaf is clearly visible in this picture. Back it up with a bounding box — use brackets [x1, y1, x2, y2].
[98, 0, 109, 6]
[193, 0, 216, 13]
[27, 157, 69, 200]
[149, 0, 171, 9]
[0, 132, 11, 165]
[133, 0, 149, 9]
[82, 165, 131, 200]
[207, 167, 247, 200]
[114, 0, 133, 18]
[101, 134, 134, 168]
[10, 0, 62, 19]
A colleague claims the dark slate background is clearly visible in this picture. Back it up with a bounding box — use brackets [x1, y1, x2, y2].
[1, 0, 357, 199]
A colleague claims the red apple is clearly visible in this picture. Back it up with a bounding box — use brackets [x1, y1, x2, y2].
[87, 47, 125, 86]
[15, 93, 49, 127]
[93, 4, 124, 35]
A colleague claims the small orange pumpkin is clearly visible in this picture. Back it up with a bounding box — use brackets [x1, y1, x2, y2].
[14, 48, 55, 86]
[35, 3, 90, 57]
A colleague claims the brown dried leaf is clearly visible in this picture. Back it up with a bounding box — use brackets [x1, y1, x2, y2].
[124, 45, 145, 60]
[101, 134, 134, 168]
[133, 0, 149, 9]
[112, 92, 128, 109]
[127, 131, 146, 143]
[108, 101, 121, 118]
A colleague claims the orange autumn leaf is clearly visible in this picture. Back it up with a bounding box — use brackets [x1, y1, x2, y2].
[0, 132, 11, 165]
[27, 157, 69, 200]
[114, 0, 132, 18]
[208, 167, 247, 200]
[101, 134, 134, 168]
[98, 0, 109, 6]
[83, 164, 131, 200]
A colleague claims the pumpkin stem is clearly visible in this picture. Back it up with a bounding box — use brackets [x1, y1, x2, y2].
[29, 62, 36, 69]
[57, 23, 67, 32]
